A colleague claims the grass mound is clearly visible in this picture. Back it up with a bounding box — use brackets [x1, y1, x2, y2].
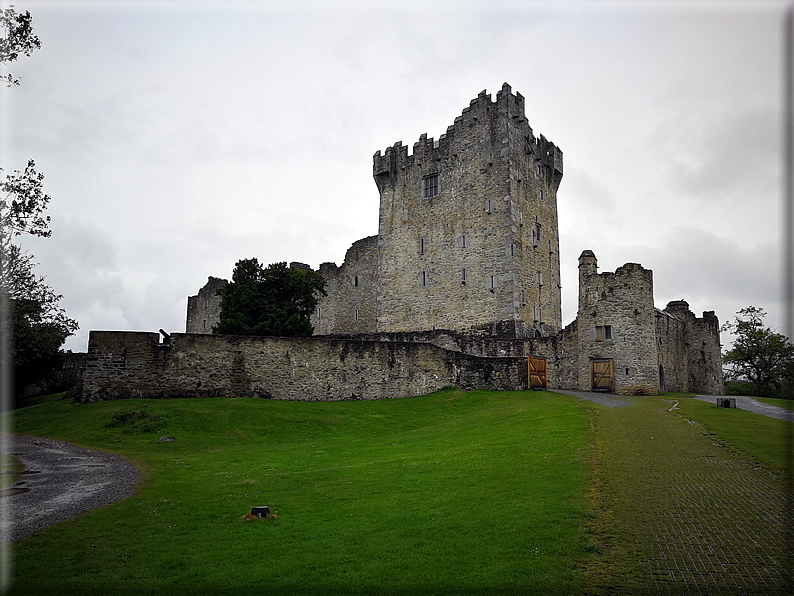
[6, 389, 595, 595]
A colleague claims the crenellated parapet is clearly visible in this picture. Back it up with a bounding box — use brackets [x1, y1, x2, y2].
[373, 82, 562, 192]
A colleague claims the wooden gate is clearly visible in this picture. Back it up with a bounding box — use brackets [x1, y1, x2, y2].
[528, 355, 547, 390]
[591, 359, 614, 392]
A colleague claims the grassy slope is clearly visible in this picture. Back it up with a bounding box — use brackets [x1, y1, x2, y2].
[756, 396, 794, 411]
[7, 389, 595, 596]
[674, 397, 792, 471]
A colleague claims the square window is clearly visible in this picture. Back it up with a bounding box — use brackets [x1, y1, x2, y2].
[423, 174, 439, 198]
[595, 325, 612, 342]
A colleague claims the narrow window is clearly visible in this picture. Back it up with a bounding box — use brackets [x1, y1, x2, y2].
[354, 309, 359, 322]
[419, 237, 427, 255]
[535, 221, 542, 243]
[510, 243, 515, 257]
[461, 233, 467, 248]
[461, 268, 467, 284]
[485, 199, 494, 213]
[421, 271, 427, 287]
[532, 305, 538, 321]
[548, 238, 553, 254]
[539, 189, 545, 202]
[604, 325, 612, 340]
[423, 174, 439, 198]
[625, 368, 630, 376]
[536, 164, 542, 176]
[488, 275, 496, 291]
[537, 271, 543, 286]
[520, 289, 526, 305]
[539, 307, 543, 322]
[353, 275, 359, 287]
[202, 320, 206, 330]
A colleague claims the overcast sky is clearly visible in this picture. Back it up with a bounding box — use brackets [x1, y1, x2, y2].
[2, 0, 787, 352]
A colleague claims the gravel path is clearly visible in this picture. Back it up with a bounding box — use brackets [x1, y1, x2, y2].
[0, 433, 139, 543]
[693, 395, 794, 422]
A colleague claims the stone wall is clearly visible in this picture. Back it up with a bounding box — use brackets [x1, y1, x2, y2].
[655, 308, 688, 392]
[186, 277, 226, 333]
[80, 330, 528, 402]
[312, 235, 378, 335]
[663, 300, 723, 395]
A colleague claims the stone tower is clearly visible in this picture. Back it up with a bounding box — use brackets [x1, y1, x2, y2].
[576, 251, 659, 392]
[372, 83, 563, 337]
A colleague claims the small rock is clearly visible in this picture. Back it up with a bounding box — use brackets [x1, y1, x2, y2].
[157, 436, 177, 442]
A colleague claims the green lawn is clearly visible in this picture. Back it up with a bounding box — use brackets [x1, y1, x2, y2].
[6, 389, 596, 595]
[756, 396, 794, 411]
[674, 396, 793, 471]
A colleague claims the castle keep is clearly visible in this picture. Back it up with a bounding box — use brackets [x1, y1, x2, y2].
[82, 84, 722, 401]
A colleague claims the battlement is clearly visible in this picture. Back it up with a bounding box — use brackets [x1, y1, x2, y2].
[373, 82, 561, 185]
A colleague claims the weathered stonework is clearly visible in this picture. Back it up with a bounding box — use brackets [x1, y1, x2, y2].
[118, 82, 724, 402]
[80, 331, 527, 402]
[186, 276, 226, 333]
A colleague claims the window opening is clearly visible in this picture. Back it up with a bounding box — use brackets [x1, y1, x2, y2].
[423, 174, 439, 198]
[595, 325, 612, 342]
[353, 275, 359, 287]
[461, 268, 467, 284]
[537, 271, 543, 286]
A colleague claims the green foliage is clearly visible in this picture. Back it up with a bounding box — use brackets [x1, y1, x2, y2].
[721, 306, 794, 398]
[0, 5, 41, 87]
[0, 9, 76, 399]
[10, 298, 74, 389]
[7, 390, 594, 594]
[214, 259, 326, 337]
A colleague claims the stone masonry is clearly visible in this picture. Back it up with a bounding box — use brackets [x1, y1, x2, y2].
[91, 82, 724, 402]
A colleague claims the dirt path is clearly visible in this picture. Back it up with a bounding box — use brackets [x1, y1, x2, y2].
[0, 433, 139, 543]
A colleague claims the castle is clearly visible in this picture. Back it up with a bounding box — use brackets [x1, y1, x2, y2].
[78, 84, 722, 402]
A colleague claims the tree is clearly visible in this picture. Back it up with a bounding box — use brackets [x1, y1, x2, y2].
[1, 11, 77, 398]
[214, 259, 326, 337]
[721, 306, 794, 398]
[1, 5, 41, 86]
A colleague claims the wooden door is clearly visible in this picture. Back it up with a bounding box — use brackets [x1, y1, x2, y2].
[591, 359, 614, 392]
[528, 356, 547, 390]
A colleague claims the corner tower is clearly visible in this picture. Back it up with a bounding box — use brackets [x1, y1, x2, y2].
[372, 83, 563, 337]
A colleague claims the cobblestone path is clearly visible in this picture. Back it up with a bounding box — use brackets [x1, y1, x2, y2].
[587, 397, 792, 595]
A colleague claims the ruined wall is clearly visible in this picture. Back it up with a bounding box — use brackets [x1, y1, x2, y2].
[373, 83, 562, 336]
[80, 330, 528, 402]
[186, 277, 226, 333]
[553, 320, 579, 390]
[576, 251, 659, 394]
[312, 235, 378, 335]
[663, 300, 723, 395]
[655, 308, 688, 392]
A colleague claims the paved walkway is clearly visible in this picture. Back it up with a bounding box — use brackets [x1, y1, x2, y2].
[0, 433, 139, 542]
[550, 390, 793, 594]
